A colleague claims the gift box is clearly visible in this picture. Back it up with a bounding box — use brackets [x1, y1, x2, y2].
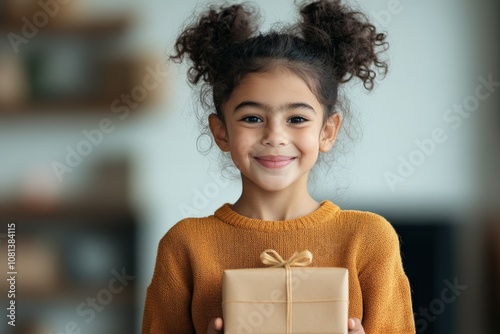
[222, 250, 348, 334]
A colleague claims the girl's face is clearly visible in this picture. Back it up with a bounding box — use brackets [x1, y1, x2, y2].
[209, 66, 340, 193]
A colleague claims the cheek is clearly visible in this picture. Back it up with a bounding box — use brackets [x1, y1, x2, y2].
[229, 134, 255, 161]
[299, 130, 322, 153]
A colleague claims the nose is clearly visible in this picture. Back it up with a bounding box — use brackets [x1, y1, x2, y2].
[261, 120, 287, 147]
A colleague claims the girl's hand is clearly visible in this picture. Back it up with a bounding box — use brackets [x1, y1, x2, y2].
[207, 317, 223, 334]
[207, 317, 363, 334]
[348, 318, 365, 333]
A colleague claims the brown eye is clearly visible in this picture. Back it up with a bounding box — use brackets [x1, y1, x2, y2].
[241, 116, 262, 123]
[288, 116, 307, 124]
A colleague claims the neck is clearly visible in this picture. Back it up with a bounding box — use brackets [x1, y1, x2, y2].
[231, 175, 320, 221]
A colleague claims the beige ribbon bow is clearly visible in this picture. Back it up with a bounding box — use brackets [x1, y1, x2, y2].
[260, 249, 313, 334]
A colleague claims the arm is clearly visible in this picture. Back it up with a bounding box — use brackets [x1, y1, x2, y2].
[142, 233, 195, 334]
[358, 217, 416, 333]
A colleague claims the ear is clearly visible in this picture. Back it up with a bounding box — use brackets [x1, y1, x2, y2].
[208, 113, 230, 152]
[319, 112, 341, 153]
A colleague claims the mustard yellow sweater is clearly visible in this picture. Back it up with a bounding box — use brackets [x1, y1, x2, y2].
[142, 200, 416, 333]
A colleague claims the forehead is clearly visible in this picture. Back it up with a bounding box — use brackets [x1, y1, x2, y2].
[225, 66, 322, 109]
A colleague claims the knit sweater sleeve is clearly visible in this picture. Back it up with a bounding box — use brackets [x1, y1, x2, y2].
[142, 223, 195, 334]
[357, 214, 416, 333]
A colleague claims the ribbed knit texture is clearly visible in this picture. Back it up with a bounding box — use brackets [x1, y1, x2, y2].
[142, 200, 416, 333]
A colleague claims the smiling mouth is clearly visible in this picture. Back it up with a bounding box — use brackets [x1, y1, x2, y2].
[254, 156, 296, 169]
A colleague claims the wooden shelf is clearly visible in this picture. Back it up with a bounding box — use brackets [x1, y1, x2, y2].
[0, 99, 114, 112]
[0, 284, 136, 303]
[0, 104, 151, 121]
[0, 201, 135, 220]
[0, 97, 155, 115]
[0, 16, 131, 37]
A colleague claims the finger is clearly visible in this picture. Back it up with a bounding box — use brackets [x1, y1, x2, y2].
[207, 317, 223, 334]
[348, 318, 360, 330]
[214, 317, 223, 331]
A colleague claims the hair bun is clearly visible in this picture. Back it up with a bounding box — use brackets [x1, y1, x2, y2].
[171, 4, 257, 85]
[299, 0, 388, 90]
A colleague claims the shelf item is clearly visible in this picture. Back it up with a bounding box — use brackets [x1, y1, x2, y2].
[0, 237, 61, 295]
[0, 56, 161, 115]
[0, 0, 6, 21]
[1, 0, 131, 36]
[0, 53, 29, 106]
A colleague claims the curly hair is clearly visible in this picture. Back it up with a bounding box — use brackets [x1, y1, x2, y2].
[171, 0, 388, 154]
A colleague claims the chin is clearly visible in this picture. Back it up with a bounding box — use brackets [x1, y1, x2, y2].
[255, 181, 293, 193]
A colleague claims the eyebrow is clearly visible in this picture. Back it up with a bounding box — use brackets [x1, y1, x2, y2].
[233, 101, 316, 114]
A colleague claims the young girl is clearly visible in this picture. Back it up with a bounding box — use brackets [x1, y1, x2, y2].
[142, 0, 415, 333]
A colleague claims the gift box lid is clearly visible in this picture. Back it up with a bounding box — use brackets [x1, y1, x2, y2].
[223, 267, 348, 302]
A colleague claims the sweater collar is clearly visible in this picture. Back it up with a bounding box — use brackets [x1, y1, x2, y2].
[213, 200, 340, 232]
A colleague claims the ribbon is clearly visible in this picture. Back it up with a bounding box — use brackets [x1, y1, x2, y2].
[260, 249, 313, 334]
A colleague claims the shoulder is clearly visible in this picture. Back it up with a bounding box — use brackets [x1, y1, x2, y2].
[163, 213, 218, 238]
[336, 208, 400, 247]
[338, 209, 393, 230]
[333, 208, 405, 274]
[157, 214, 219, 252]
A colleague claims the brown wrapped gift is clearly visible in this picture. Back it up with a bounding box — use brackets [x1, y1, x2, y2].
[222, 250, 348, 334]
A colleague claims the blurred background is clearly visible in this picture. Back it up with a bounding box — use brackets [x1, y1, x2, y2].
[0, 0, 498, 333]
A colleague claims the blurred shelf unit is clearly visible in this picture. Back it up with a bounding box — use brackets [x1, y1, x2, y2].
[0, 204, 138, 333]
[0, 159, 138, 334]
[0, 0, 159, 116]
